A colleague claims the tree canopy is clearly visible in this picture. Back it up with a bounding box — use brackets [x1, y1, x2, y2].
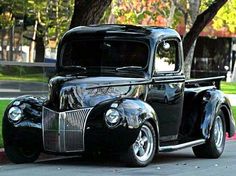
[213, 0, 236, 33]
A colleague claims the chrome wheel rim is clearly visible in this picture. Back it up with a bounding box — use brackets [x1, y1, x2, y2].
[132, 125, 154, 162]
[214, 116, 224, 149]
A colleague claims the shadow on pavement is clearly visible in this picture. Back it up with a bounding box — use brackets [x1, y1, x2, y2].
[35, 151, 196, 167]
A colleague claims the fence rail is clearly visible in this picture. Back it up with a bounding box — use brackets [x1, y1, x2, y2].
[0, 61, 56, 67]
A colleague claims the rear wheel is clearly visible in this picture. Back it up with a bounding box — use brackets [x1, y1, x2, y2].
[122, 121, 156, 167]
[193, 109, 226, 158]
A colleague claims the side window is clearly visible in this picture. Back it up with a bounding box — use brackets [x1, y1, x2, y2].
[154, 40, 179, 73]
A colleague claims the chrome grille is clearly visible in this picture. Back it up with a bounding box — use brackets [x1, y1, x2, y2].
[42, 107, 92, 152]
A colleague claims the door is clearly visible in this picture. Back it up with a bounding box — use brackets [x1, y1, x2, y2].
[147, 39, 185, 141]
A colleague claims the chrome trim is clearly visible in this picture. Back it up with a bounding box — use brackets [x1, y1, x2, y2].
[42, 107, 93, 153]
[86, 79, 152, 89]
[159, 139, 206, 152]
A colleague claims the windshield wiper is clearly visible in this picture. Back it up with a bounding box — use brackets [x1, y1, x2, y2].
[116, 66, 143, 71]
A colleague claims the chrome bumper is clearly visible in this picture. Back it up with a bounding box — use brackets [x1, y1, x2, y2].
[42, 107, 92, 153]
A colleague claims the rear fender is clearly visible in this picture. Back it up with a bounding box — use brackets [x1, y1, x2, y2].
[201, 89, 235, 138]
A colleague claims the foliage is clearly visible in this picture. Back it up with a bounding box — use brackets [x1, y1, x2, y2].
[213, 0, 236, 33]
[108, 0, 222, 28]
[0, 0, 74, 52]
[24, 0, 74, 47]
[0, 0, 26, 29]
[111, 0, 173, 26]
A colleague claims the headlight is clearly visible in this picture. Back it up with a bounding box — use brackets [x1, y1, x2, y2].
[8, 107, 22, 122]
[105, 108, 121, 128]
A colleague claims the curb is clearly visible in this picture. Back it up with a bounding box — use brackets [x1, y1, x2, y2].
[0, 148, 7, 164]
[1, 133, 236, 164]
[0, 149, 59, 164]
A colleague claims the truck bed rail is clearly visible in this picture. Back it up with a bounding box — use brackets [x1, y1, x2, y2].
[185, 76, 225, 89]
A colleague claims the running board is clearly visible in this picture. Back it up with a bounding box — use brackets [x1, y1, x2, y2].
[159, 139, 206, 152]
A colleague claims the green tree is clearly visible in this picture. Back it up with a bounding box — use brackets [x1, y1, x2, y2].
[210, 0, 236, 82]
[181, 0, 227, 79]
[26, 0, 73, 62]
[212, 0, 236, 33]
[0, 0, 73, 62]
[0, 0, 26, 61]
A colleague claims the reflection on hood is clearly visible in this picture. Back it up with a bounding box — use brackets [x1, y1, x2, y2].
[48, 76, 147, 111]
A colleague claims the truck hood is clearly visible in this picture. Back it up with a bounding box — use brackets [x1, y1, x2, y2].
[48, 76, 148, 110]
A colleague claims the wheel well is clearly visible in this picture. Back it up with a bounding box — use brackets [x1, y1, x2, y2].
[221, 105, 230, 134]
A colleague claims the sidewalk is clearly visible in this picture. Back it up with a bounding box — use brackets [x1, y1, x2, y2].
[226, 94, 236, 106]
[0, 80, 48, 98]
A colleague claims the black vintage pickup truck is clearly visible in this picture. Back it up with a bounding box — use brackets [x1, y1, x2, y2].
[2, 24, 235, 167]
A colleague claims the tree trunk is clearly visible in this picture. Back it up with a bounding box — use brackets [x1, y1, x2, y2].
[183, 0, 227, 58]
[231, 61, 236, 82]
[29, 20, 38, 63]
[9, 26, 14, 61]
[183, 0, 227, 79]
[184, 40, 196, 79]
[1, 29, 8, 61]
[35, 34, 45, 62]
[70, 0, 112, 28]
[167, 1, 176, 27]
[182, 0, 200, 79]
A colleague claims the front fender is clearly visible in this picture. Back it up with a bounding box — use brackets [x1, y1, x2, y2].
[88, 97, 159, 130]
[2, 95, 45, 147]
[85, 98, 159, 151]
[116, 98, 158, 130]
[201, 89, 235, 138]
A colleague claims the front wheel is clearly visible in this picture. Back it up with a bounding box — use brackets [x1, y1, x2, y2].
[4, 143, 40, 164]
[122, 121, 157, 167]
[193, 109, 226, 158]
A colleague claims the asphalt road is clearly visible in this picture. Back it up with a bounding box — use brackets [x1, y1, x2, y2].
[0, 141, 235, 176]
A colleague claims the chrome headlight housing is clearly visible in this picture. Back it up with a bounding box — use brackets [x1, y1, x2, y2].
[105, 108, 121, 128]
[8, 106, 22, 122]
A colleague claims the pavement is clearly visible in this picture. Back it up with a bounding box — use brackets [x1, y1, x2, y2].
[0, 80, 48, 98]
[226, 94, 236, 106]
[0, 141, 236, 176]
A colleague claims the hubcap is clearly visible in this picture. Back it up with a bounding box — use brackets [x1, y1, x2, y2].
[132, 125, 154, 162]
[214, 116, 224, 149]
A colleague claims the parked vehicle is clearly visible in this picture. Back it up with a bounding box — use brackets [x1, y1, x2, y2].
[2, 25, 235, 167]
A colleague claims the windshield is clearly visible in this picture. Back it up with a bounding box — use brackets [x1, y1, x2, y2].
[61, 39, 149, 70]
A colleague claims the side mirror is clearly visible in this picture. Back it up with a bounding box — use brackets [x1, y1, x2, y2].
[163, 42, 170, 51]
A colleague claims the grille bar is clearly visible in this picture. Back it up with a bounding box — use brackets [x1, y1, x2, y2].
[42, 107, 92, 152]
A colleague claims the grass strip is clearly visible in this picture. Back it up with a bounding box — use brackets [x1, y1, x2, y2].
[221, 81, 236, 94]
[0, 100, 11, 148]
